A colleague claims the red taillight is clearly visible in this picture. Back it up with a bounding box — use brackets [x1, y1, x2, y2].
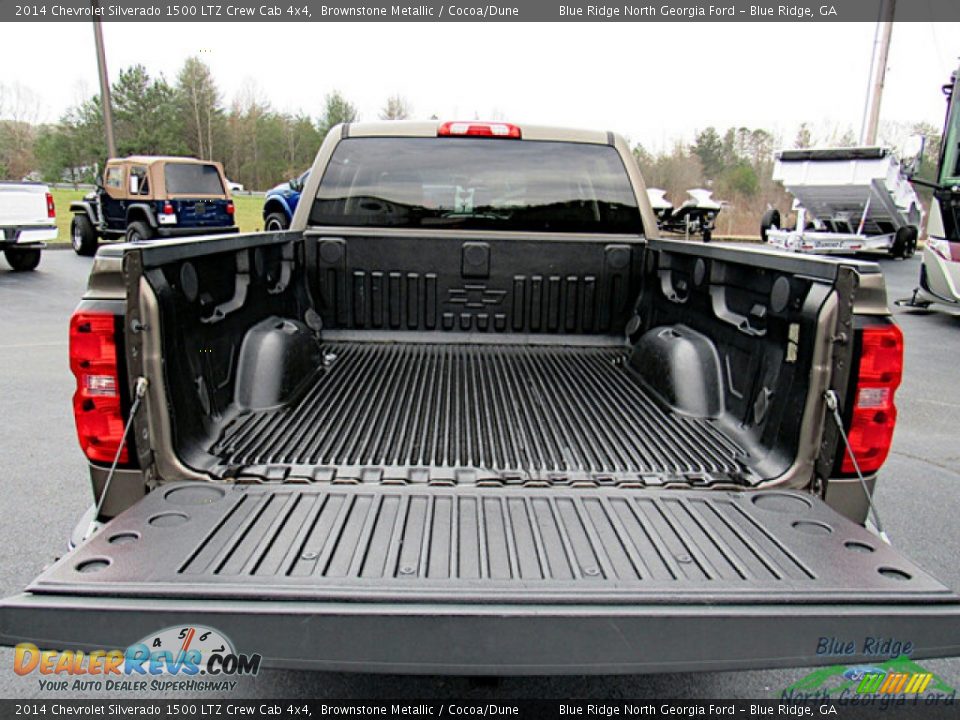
[438, 121, 522, 139]
[841, 323, 903, 475]
[226, 201, 235, 215]
[46, 192, 55, 219]
[162, 202, 175, 215]
[70, 311, 129, 465]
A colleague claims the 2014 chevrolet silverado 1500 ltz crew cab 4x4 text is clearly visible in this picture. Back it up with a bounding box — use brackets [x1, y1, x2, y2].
[2, 121, 959, 674]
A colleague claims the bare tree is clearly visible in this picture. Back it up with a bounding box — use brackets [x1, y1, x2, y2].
[0, 82, 41, 124]
[0, 82, 42, 179]
[379, 94, 411, 121]
[176, 57, 222, 160]
[230, 80, 271, 190]
[822, 124, 858, 148]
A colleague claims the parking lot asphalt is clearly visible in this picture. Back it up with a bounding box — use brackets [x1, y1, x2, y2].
[0, 248, 958, 700]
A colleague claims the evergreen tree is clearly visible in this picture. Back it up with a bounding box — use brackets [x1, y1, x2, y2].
[318, 91, 358, 135]
[693, 127, 724, 178]
[112, 65, 185, 155]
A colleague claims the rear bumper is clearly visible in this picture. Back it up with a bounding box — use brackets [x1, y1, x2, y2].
[155, 225, 239, 238]
[0, 224, 56, 247]
[3, 593, 960, 674]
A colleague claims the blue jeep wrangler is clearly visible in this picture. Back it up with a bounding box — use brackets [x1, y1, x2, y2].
[262, 170, 310, 231]
[69, 156, 238, 256]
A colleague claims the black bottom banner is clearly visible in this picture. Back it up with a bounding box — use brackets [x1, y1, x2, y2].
[3, 699, 960, 720]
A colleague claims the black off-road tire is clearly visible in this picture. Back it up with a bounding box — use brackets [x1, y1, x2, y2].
[4, 248, 42, 271]
[760, 208, 781, 243]
[891, 226, 919, 259]
[125, 221, 154, 244]
[264, 212, 289, 232]
[71, 214, 98, 256]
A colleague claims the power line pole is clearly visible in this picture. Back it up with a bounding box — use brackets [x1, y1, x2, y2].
[91, 0, 117, 158]
[860, 0, 895, 146]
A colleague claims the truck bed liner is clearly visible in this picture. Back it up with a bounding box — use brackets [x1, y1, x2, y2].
[209, 342, 748, 483]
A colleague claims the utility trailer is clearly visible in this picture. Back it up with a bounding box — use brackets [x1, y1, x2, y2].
[763, 147, 922, 258]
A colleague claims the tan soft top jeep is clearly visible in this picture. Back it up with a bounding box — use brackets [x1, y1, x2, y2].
[68, 155, 238, 256]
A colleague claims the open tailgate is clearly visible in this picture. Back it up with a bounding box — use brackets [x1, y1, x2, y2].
[3, 483, 959, 674]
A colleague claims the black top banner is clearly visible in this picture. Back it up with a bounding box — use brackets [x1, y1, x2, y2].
[5, 0, 960, 22]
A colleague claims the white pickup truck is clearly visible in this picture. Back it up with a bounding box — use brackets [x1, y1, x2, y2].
[0, 182, 57, 271]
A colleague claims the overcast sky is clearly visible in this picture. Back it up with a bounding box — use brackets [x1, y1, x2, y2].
[2, 21, 958, 150]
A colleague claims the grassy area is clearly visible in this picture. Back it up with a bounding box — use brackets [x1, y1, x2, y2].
[232, 194, 263, 233]
[49, 188, 87, 244]
[47, 188, 265, 244]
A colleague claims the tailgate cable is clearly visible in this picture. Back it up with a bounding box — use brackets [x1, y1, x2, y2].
[83, 377, 149, 541]
[824, 389, 890, 544]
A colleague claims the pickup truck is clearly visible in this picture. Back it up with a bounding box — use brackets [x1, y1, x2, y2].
[3, 121, 960, 675]
[0, 182, 56, 271]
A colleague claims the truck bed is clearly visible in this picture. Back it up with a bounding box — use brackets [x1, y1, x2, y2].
[133, 232, 849, 487]
[0, 182, 56, 247]
[209, 342, 749, 484]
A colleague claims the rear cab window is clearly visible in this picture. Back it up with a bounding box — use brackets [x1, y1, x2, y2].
[164, 163, 225, 196]
[309, 137, 644, 234]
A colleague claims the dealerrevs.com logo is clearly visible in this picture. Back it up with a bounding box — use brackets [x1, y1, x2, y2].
[14, 625, 262, 692]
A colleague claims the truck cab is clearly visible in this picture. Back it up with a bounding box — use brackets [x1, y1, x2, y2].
[69, 156, 238, 256]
